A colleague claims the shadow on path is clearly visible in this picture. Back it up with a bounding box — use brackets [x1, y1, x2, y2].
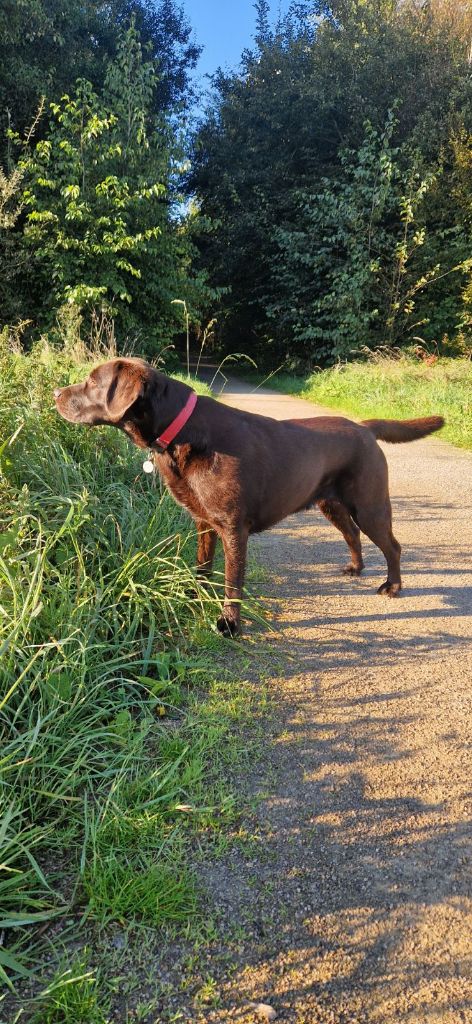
[199, 493, 472, 1022]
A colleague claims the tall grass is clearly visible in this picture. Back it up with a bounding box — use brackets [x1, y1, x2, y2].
[265, 356, 472, 450]
[0, 341, 254, 1003]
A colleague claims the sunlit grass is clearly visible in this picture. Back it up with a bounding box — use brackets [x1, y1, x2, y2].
[0, 341, 265, 1007]
[29, 958, 108, 1024]
[263, 356, 472, 449]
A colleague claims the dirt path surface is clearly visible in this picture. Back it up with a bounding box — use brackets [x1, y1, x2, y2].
[197, 377, 472, 1024]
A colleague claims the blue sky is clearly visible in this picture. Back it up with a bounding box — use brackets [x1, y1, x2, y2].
[182, 1, 291, 84]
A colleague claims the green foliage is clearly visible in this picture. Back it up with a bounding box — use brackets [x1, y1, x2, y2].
[22, 80, 155, 312]
[450, 130, 472, 333]
[0, 160, 28, 326]
[84, 857, 197, 927]
[0, 343, 260, 994]
[30, 959, 108, 1024]
[2, 22, 208, 354]
[191, 0, 472, 365]
[0, 0, 200, 163]
[267, 117, 439, 362]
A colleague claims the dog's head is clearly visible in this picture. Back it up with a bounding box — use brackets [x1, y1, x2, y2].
[54, 357, 162, 448]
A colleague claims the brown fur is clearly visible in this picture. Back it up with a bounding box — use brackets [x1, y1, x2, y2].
[54, 358, 445, 636]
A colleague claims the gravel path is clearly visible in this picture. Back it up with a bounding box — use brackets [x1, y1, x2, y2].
[197, 377, 472, 1024]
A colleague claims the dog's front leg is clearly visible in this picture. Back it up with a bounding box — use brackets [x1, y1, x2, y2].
[217, 527, 248, 637]
[195, 519, 218, 581]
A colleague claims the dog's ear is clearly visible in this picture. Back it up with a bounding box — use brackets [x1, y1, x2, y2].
[105, 361, 145, 419]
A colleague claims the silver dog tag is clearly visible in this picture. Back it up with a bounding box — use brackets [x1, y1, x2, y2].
[143, 459, 155, 474]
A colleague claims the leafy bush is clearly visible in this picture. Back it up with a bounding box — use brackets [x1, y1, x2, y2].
[1, 20, 212, 355]
[8, 23, 200, 353]
[266, 117, 440, 363]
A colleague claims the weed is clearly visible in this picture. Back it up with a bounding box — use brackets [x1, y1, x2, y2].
[195, 975, 220, 1007]
[84, 855, 197, 927]
[29, 958, 108, 1024]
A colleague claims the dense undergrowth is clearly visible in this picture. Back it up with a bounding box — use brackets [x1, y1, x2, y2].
[265, 356, 472, 450]
[0, 341, 263, 1018]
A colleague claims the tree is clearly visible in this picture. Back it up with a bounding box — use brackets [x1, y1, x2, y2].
[254, 0, 272, 50]
[266, 119, 440, 363]
[191, 0, 472, 364]
[446, 128, 472, 340]
[4, 22, 204, 353]
[404, 1, 472, 60]
[0, 0, 200, 167]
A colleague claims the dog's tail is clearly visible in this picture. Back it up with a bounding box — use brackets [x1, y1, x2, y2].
[362, 416, 444, 444]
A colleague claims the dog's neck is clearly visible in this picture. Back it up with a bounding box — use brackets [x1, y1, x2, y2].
[152, 375, 195, 446]
[123, 373, 204, 452]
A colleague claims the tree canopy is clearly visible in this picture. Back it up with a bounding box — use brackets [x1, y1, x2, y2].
[0, 1, 209, 356]
[191, 0, 472, 364]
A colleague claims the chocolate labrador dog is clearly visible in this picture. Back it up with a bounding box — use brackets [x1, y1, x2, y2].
[54, 357, 444, 635]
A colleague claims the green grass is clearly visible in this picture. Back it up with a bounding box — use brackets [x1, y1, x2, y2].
[29, 959, 108, 1024]
[84, 857, 197, 927]
[261, 356, 472, 449]
[0, 339, 267, 1018]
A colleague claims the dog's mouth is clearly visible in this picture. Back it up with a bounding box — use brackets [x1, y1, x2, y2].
[54, 386, 91, 424]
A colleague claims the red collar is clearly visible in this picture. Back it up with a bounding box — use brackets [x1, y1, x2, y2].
[155, 390, 197, 450]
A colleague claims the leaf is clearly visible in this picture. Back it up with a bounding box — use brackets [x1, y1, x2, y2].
[0, 947, 33, 990]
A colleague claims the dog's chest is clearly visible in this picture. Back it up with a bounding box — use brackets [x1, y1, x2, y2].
[156, 448, 208, 519]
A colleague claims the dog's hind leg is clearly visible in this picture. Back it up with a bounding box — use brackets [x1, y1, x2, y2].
[195, 520, 218, 581]
[355, 502, 402, 596]
[317, 498, 364, 576]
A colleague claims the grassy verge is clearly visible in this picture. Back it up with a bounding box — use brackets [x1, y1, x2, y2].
[0, 340, 267, 1021]
[260, 356, 472, 450]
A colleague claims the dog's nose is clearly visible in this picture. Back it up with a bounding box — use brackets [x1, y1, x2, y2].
[53, 388, 62, 399]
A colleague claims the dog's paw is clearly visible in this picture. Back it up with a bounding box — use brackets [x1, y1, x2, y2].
[195, 574, 214, 592]
[377, 580, 401, 597]
[342, 562, 363, 576]
[185, 574, 213, 598]
[216, 613, 242, 638]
